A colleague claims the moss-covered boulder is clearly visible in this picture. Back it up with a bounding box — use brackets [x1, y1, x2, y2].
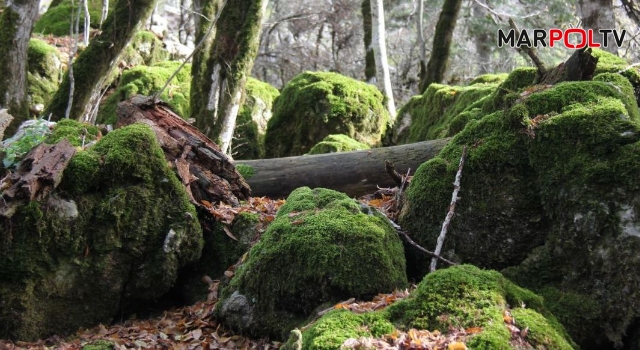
[0, 122, 203, 340]
[215, 187, 407, 339]
[34, 0, 103, 36]
[306, 134, 370, 155]
[264, 72, 390, 158]
[399, 60, 640, 348]
[27, 38, 63, 108]
[120, 31, 169, 67]
[233, 78, 280, 160]
[386, 80, 499, 145]
[283, 265, 574, 350]
[97, 61, 191, 124]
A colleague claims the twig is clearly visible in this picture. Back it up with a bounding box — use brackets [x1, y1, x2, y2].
[430, 145, 467, 272]
[617, 62, 640, 74]
[396, 229, 456, 266]
[152, 0, 228, 103]
[384, 160, 403, 187]
[508, 18, 547, 76]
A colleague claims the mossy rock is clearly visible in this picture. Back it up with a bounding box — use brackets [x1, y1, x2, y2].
[46, 119, 100, 147]
[27, 38, 63, 108]
[264, 71, 390, 158]
[400, 64, 640, 348]
[282, 265, 574, 350]
[306, 134, 370, 155]
[97, 61, 191, 125]
[34, 0, 104, 36]
[469, 73, 509, 85]
[0, 123, 203, 340]
[387, 81, 498, 145]
[234, 78, 280, 160]
[120, 30, 169, 67]
[215, 187, 407, 339]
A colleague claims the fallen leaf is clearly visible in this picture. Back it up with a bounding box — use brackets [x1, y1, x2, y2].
[222, 226, 238, 241]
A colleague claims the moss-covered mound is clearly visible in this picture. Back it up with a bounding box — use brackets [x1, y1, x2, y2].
[215, 187, 407, 339]
[27, 38, 63, 108]
[233, 78, 280, 160]
[306, 134, 370, 155]
[0, 123, 203, 340]
[34, 0, 104, 36]
[399, 56, 640, 348]
[264, 71, 390, 158]
[386, 80, 499, 145]
[46, 119, 100, 146]
[119, 31, 169, 67]
[97, 61, 191, 124]
[282, 265, 574, 350]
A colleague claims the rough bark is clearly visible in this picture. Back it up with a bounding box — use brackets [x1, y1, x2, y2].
[370, 0, 396, 120]
[44, 0, 159, 121]
[419, 0, 462, 93]
[0, 140, 76, 218]
[362, 0, 376, 83]
[578, 0, 617, 54]
[191, 0, 265, 156]
[0, 0, 40, 139]
[235, 138, 450, 199]
[538, 47, 598, 85]
[116, 96, 250, 206]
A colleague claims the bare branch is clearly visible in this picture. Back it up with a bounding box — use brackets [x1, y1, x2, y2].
[396, 229, 457, 266]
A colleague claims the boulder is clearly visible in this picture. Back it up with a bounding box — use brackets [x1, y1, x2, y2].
[264, 72, 390, 158]
[27, 38, 63, 110]
[215, 187, 407, 339]
[399, 52, 640, 348]
[0, 122, 203, 340]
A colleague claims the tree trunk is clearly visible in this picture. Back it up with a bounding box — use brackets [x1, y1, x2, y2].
[471, 0, 491, 74]
[235, 138, 450, 198]
[578, 0, 617, 54]
[370, 0, 396, 120]
[44, 0, 159, 121]
[361, 0, 376, 83]
[0, 0, 40, 139]
[191, 0, 266, 156]
[416, 0, 427, 82]
[419, 0, 462, 93]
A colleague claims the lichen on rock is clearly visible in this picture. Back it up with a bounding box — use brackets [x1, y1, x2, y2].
[264, 71, 390, 158]
[215, 187, 407, 339]
[0, 123, 203, 340]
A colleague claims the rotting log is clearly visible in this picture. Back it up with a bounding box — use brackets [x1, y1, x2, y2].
[0, 139, 76, 217]
[116, 96, 250, 207]
[235, 138, 450, 199]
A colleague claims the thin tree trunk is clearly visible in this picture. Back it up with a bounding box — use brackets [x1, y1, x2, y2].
[82, 0, 90, 45]
[471, 0, 491, 74]
[416, 0, 427, 82]
[191, 0, 266, 156]
[100, 0, 109, 27]
[419, 0, 462, 93]
[370, 0, 396, 120]
[578, 0, 617, 54]
[0, 0, 41, 138]
[44, 0, 159, 121]
[362, 0, 376, 83]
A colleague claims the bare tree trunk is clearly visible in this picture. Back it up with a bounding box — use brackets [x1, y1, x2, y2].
[100, 0, 109, 27]
[416, 0, 427, 81]
[471, 0, 491, 74]
[0, 0, 40, 138]
[362, 0, 376, 83]
[191, 0, 266, 156]
[82, 0, 90, 45]
[419, 0, 462, 93]
[44, 0, 159, 121]
[370, 0, 396, 120]
[578, 0, 617, 54]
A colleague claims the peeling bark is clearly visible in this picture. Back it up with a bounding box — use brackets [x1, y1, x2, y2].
[0, 0, 40, 138]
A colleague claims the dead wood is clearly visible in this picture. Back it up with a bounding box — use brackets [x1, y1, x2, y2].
[116, 95, 250, 207]
[538, 47, 598, 85]
[0, 140, 76, 217]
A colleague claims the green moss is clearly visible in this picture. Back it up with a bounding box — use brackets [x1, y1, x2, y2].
[470, 73, 509, 85]
[233, 78, 279, 159]
[298, 310, 392, 350]
[82, 340, 114, 350]
[306, 134, 370, 155]
[481, 67, 538, 113]
[27, 39, 63, 108]
[97, 61, 192, 124]
[389, 81, 498, 145]
[46, 119, 100, 147]
[264, 71, 390, 157]
[120, 30, 169, 67]
[216, 187, 407, 339]
[0, 123, 203, 340]
[34, 0, 104, 36]
[511, 308, 573, 349]
[235, 164, 255, 179]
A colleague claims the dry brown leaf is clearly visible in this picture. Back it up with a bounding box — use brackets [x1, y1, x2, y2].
[222, 226, 238, 241]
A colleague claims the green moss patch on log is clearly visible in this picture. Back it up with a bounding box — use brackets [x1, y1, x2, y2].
[264, 71, 390, 157]
[306, 134, 370, 155]
[0, 123, 202, 340]
[216, 187, 407, 340]
[97, 61, 191, 124]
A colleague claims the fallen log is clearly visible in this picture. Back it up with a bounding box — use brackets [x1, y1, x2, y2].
[235, 138, 450, 199]
[116, 96, 251, 207]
